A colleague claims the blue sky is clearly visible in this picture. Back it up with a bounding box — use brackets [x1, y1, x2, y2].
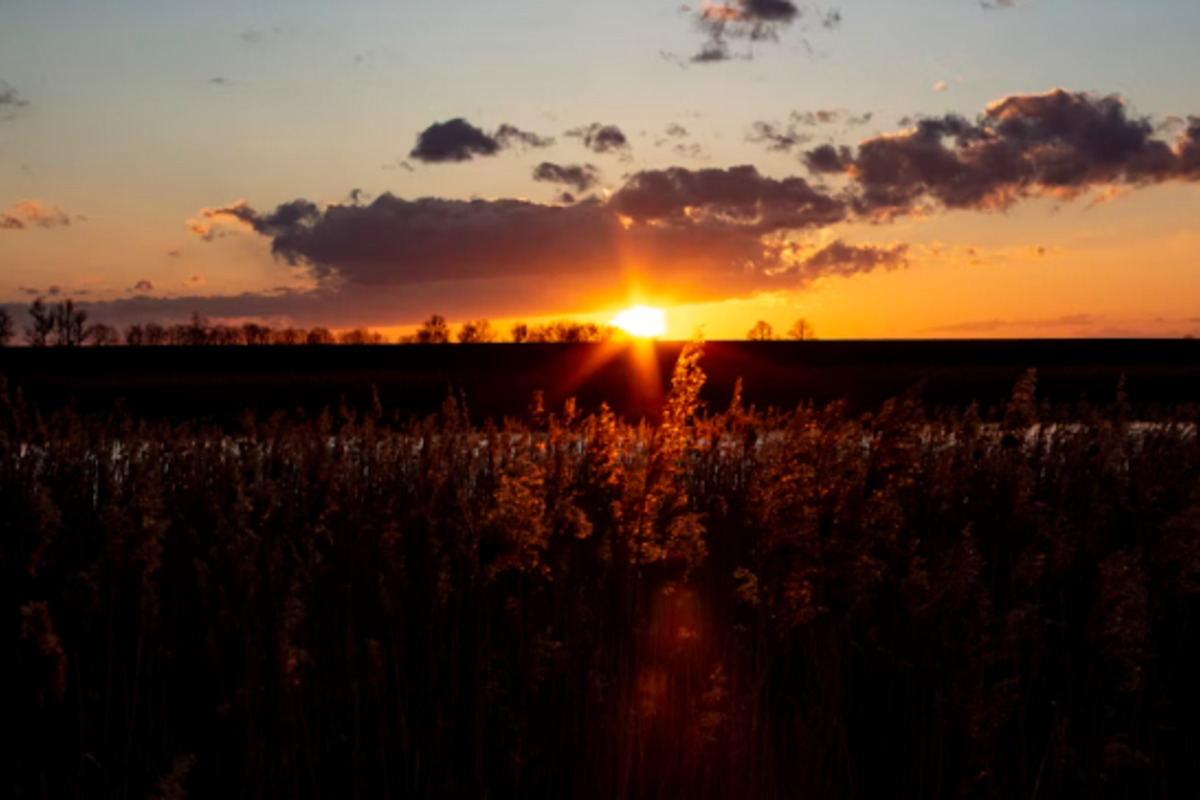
[3, 0, 1200, 338]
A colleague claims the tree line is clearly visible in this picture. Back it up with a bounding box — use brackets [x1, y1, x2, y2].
[0, 298, 620, 347]
[0, 297, 819, 347]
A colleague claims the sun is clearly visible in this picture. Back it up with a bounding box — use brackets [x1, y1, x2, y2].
[611, 305, 667, 339]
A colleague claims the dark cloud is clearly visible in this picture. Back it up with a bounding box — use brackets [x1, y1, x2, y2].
[803, 143, 854, 173]
[410, 119, 500, 163]
[181, 165, 854, 327]
[655, 125, 704, 157]
[688, 1, 842, 63]
[131, 280, 155, 293]
[0, 81, 30, 112]
[167, 249, 182, 258]
[494, 124, 556, 150]
[794, 109, 873, 127]
[565, 123, 630, 155]
[532, 162, 601, 194]
[1, 201, 73, 230]
[805, 89, 1200, 218]
[608, 165, 845, 232]
[747, 120, 812, 152]
[784, 240, 909, 281]
[47, 285, 63, 296]
[409, 118, 555, 163]
[748, 110, 873, 154]
[18, 287, 40, 296]
[209, 77, 235, 87]
[164, 90, 1200, 330]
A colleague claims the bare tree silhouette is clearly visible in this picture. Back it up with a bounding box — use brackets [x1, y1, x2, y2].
[747, 320, 775, 341]
[416, 314, 451, 344]
[306, 327, 335, 345]
[25, 298, 55, 347]
[787, 318, 817, 340]
[86, 323, 121, 346]
[457, 319, 497, 343]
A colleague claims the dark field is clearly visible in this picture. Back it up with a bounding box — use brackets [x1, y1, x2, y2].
[3, 339, 1200, 422]
[6, 341, 1200, 798]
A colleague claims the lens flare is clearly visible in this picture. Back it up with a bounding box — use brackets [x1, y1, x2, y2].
[611, 305, 667, 339]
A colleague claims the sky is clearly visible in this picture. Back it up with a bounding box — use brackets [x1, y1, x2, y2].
[2, 0, 1199, 340]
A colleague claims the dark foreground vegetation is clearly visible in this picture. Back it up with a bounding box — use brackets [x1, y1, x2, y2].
[6, 343, 1200, 798]
[4, 338, 1200, 423]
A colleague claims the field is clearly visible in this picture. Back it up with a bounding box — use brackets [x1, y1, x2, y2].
[6, 340, 1200, 798]
[3, 339, 1200, 422]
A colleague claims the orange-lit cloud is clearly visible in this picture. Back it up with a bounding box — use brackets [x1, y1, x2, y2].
[1, 200, 72, 230]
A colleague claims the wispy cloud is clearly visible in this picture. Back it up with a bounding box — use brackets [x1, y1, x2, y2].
[565, 123, 631, 156]
[686, 1, 842, 63]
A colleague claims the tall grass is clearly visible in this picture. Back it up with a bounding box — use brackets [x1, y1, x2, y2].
[4, 346, 1200, 799]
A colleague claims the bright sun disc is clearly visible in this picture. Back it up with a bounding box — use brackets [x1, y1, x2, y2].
[611, 305, 666, 338]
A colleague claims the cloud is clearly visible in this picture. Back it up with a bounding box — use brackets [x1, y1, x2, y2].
[494, 124, 556, 150]
[165, 90, 1200, 330]
[780, 240, 910, 282]
[182, 166, 853, 326]
[688, 1, 842, 63]
[131, 280, 155, 293]
[18, 287, 40, 296]
[1, 201, 73, 230]
[532, 162, 601, 194]
[0, 81, 30, 115]
[410, 119, 499, 163]
[802, 143, 854, 173]
[409, 118, 555, 163]
[803, 89, 1200, 218]
[565, 123, 631, 155]
[608, 164, 845, 231]
[209, 77, 235, 87]
[673, 142, 708, 159]
[747, 110, 873, 153]
[933, 80, 948, 93]
[925, 314, 1098, 335]
[184, 275, 206, 287]
[187, 199, 269, 241]
[747, 120, 812, 152]
[664, 123, 690, 138]
[793, 109, 872, 127]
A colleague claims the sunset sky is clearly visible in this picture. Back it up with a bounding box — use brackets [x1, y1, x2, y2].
[2, 0, 1199, 339]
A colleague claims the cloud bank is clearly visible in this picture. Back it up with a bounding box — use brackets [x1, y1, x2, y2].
[804, 89, 1200, 218]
